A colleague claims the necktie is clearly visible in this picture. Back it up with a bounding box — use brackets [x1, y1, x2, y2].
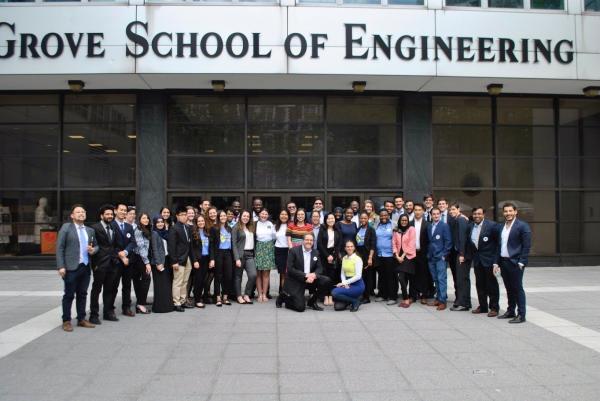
[184, 225, 189, 242]
[442, 213, 446, 223]
[78, 226, 89, 265]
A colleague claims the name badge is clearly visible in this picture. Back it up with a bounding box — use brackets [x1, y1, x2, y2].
[126, 233, 131, 239]
[483, 236, 489, 242]
[313, 256, 318, 261]
[435, 234, 440, 240]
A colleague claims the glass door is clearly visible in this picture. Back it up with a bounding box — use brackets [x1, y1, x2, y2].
[167, 193, 243, 212]
[248, 194, 283, 218]
[329, 193, 362, 211]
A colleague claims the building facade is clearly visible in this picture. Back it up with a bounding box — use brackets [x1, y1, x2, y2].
[0, 0, 599, 264]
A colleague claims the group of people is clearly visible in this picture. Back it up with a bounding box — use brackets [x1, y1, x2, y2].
[56, 194, 532, 332]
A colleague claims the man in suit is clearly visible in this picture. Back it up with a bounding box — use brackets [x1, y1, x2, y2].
[493, 202, 532, 324]
[427, 208, 453, 311]
[449, 203, 472, 311]
[168, 206, 198, 312]
[391, 195, 405, 227]
[276, 233, 332, 312]
[111, 203, 137, 317]
[423, 194, 434, 222]
[56, 204, 98, 332]
[410, 203, 433, 304]
[89, 204, 120, 324]
[466, 207, 500, 317]
[312, 197, 328, 225]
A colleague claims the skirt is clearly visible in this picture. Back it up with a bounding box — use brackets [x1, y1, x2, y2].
[274, 246, 289, 274]
[395, 258, 416, 275]
[255, 240, 276, 271]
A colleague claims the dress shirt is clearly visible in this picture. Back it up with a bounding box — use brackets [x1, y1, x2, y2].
[312, 226, 320, 250]
[431, 222, 438, 236]
[275, 224, 288, 248]
[441, 211, 448, 224]
[327, 228, 335, 248]
[101, 221, 112, 241]
[302, 247, 312, 274]
[471, 221, 482, 249]
[375, 221, 394, 257]
[244, 228, 254, 250]
[351, 213, 359, 228]
[255, 220, 275, 242]
[414, 218, 422, 250]
[501, 221, 514, 258]
[75, 223, 89, 264]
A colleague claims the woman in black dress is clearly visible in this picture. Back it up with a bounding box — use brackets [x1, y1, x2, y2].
[150, 216, 173, 313]
[317, 213, 341, 306]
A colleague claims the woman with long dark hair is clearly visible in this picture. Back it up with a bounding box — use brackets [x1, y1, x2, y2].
[193, 214, 211, 308]
[255, 208, 276, 303]
[274, 210, 290, 293]
[393, 214, 416, 308]
[332, 240, 365, 312]
[286, 208, 312, 248]
[356, 212, 376, 303]
[132, 212, 152, 314]
[317, 213, 341, 306]
[209, 210, 234, 307]
[160, 207, 172, 230]
[232, 210, 257, 304]
[151, 216, 173, 313]
[202, 206, 219, 304]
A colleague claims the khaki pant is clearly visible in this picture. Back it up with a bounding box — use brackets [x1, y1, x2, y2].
[172, 258, 192, 306]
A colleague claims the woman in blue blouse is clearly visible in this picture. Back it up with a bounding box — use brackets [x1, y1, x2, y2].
[336, 207, 358, 246]
[332, 240, 365, 312]
[375, 209, 397, 305]
[210, 210, 233, 307]
[193, 214, 211, 308]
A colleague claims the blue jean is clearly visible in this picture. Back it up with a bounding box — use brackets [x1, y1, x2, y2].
[332, 279, 365, 308]
[500, 258, 526, 318]
[62, 264, 91, 322]
[428, 258, 447, 303]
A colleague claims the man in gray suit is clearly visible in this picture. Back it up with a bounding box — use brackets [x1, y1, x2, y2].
[56, 204, 99, 332]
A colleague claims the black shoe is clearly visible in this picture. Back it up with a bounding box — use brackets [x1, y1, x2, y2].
[266, 293, 273, 300]
[508, 315, 526, 324]
[498, 311, 516, 319]
[450, 305, 470, 311]
[275, 296, 283, 309]
[103, 314, 119, 322]
[350, 303, 360, 312]
[182, 304, 194, 309]
[89, 316, 102, 325]
[174, 305, 185, 312]
[308, 301, 324, 311]
[334, 301, 349, 311]
[361, 298, 371, 304]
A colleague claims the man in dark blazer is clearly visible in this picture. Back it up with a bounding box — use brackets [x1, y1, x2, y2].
[168, 206, 198, 312]
[493, 202, 532, 324]
[466, 207, 500, 317]
[276, 233, 332, 312]
[56, 204, 98, 332]
[312, 197, 328, 225]
[410, 203, 433, 303]
[427, 208, 453, 311]
[111, 203, 137, 317]
[89, 204, 120, 323]
[449, 203, 472, 311]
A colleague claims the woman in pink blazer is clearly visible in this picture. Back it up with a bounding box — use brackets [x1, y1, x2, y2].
[392, 214, 416, 308]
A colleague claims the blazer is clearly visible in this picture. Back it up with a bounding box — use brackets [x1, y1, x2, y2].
[356, 224, 377, 254]
[427, 221, 453, 261]
[317, 226, 342, 262]
[465, 219, 499, 267]
[56, 222, 98, 271]
[150, 231, 167, 266]
[209, 225, 233, 260]
[496, 218, 532, 267]
[410, 218, 430, 254]
[449, 214, 470, 257]
[283, 245, 324, 306]
[392, 227, 416, 260]
[134, 228, 151, 265]
[111, 220, 137, 256]
[92, 221, 119, 271]
[231, 225, 254, 262]
[168, 221, 196, 266]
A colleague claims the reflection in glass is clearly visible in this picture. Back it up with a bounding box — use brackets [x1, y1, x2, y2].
[496, 126, 555, 157]
[64, 94, 136, 123]
[0, 95, 59, 123]
[446, 0, 481, 5]
[249, 157, 323, 189]
[328, 157, 402, 188]
[559, 158, 600, 188]
[433, 125, 492, 156]
[434, 157, 493, 188]
[1, 157, 58, 188]
[497, 158, 555, 188]
[248, 97, 323, 123]
[0, 125, 59, 156]
[488, 0, 523, 7]
[168, 157, 244, 189]
[432, 190, 494, 219]
[388, 0, 425, 4]
[63, 123, 136, 155]
[432, 96, 490, 125]
[328, 96, 398, 124]
[528, 223, 556, 255]
[169, 124, 244, 155]
[530, 0, 563, 8]
[62, 156, 136, 188]
[61, 191, 136, 224]
[328, 125, 401, 156]
[561, 223, 600, 254]
[169, 96, 245, 124]
[496, 190, 555, 221]
[497, 98, 553, 125]
[248, 123, 324, 155]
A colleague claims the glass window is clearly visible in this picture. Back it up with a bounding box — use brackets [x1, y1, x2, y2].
[559, 127, 600, 157]
[496, 126, 555, 157]
[560, 223, 600, 254]
[446, 0, 481, 5]
[585, 0, 600, 11]
[433, 125, 492, 156]
[169, 96, 245, 124]
[530, 0, 563, 8]
[434, 158, 493, 188]
[559, 191, 600, 222]
[497, 158, 555, 188]
[63, 123, 136, 155]
[64, 94, 136, 123]
[488, 0, 523, 7]
[328, 125, 401, 156]
[248, 96, 323, 123]
[432, 190, 494, 219]
[388, 0, 424, 4]
[248, 123, 324, 155]
[432, 96, 490, 125]
[496, 190, 555, 222]
[328, 157, 402, 189]
[60, 191, 136, 224]
[62, 156, 136, 188]
[168, 124, 245, 155]
[559, 158, 600, 188]
[497, 98, 554, 126]
[327, 96, 398, 124]
[560, 99, 600, 127]
[248, 157, 323, 189]
[168, 157, 244, 189]
[0, 191, 58, 256]
[529, 223, 556, 255]
[343, 0, 380, 3]
[0, 95, 59, 123]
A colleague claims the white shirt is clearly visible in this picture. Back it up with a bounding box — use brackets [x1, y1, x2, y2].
[441, 210, 448, 224]
[471, 221, 482, 249]
[501, 220, 514, 258]
[244, 228, 254, 250]
[413, 218, 422, 250]
[327, 228, 335, 248]
[255, 220, 275, 242]
[351, 213, 359, 228]
[75, 223, 88, 264]
[275, 224, 288, 248]
[302, 247, 312, 274]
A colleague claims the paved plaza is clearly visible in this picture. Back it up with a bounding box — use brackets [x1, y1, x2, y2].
[1, 266, 600, 401]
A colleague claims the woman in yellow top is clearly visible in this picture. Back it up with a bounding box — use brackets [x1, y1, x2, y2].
[332, 240, 365, 312]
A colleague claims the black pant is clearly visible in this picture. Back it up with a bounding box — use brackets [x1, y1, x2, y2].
[500, 258, 526, 317]
[357, 246, 375, 300]
[474, 262, 499, 312]
[448, 249, 458, 300]
[398, 271, 411, 300]
[119, 257, 134, 312]
[414, 250, 435, 299]
[194, 255, 209, 303]
[455, 258, 472, 308]
[282, 275, 332, 312]
[378, 257, 398, 301]
[214, 249, 233, 298]
[131, 254, 151, 306]
[62, 264, 91, 322]
[90, 265, 119, 318]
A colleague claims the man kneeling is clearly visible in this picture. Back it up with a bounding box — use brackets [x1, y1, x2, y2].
[276, 233, 331, 312]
